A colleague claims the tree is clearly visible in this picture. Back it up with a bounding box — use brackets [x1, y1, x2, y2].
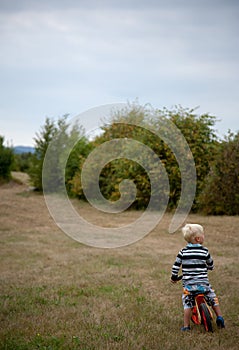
[28, 117, 57, 190]
[76, 103, 217, 210]
[78, 105, 164, 209]
[198, 132, 239, 215]
[29, 115, 91, 194]
[0, 136, 14, 183]
[151, 106, 218, 210]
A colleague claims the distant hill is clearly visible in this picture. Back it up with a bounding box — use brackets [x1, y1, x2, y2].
[13, 146, 35, 154]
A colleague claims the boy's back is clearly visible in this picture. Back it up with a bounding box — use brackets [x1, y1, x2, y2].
[172, 242, 214, 287]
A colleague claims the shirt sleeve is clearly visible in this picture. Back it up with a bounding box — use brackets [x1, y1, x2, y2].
[206, 250, 214, 270]
[171, 250, 183, 276]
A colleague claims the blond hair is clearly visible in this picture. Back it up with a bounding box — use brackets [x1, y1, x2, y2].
[182, 224, 204, 243]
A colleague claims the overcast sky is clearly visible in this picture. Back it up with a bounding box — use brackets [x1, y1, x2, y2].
[0, 0, 238, 146]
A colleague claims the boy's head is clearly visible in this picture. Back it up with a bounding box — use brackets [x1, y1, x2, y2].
[182, 224, 204, 244]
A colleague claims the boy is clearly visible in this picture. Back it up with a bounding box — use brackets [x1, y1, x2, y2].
[171, 223, 225, 331]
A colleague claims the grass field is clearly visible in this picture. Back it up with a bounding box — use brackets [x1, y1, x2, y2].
[0, 174, 239, 349]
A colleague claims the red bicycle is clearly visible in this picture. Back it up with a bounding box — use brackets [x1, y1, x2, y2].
[176, 275, 213, 332]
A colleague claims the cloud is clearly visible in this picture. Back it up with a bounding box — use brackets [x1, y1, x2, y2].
[1, 1, 238, 70]
[0, 0, 239, 145]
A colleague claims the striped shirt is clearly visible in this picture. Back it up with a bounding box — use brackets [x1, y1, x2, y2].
[171, 243, 214, 287]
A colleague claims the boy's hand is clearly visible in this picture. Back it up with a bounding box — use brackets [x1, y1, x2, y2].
[170, 275, 182, 283]
[207, 266, 214, 271]
[170, 278, 177, 284]
[170, 274, 179, 284]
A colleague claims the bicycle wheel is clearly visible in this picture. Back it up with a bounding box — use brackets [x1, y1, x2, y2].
[200, 303, 213, 332]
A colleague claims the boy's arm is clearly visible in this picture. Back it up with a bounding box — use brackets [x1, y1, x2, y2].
[206, 250, 214, 270]
[171, 251, 182, 282]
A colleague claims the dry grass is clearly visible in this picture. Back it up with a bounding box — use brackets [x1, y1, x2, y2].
[0, 174, 239, 349]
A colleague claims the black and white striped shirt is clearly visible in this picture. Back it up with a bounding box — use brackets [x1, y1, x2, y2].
[171, 243, 214, 287]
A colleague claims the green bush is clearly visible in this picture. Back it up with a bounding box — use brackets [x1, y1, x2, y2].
[12, 152, 34, 173]
[71, 103, 217, 210]
[198, 131, 239, 215]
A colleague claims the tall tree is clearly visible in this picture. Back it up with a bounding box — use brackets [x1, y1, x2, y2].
[29, 115, 91, 193]
[0, 136, 14, 183]
[29, 117, 57, 191]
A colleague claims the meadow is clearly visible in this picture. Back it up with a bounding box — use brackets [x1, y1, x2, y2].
[0, 174, 238, 349]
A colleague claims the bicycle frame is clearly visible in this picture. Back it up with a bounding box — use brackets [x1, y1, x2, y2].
[191, 293, 213, 331]
[172, 275, 214, 332]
